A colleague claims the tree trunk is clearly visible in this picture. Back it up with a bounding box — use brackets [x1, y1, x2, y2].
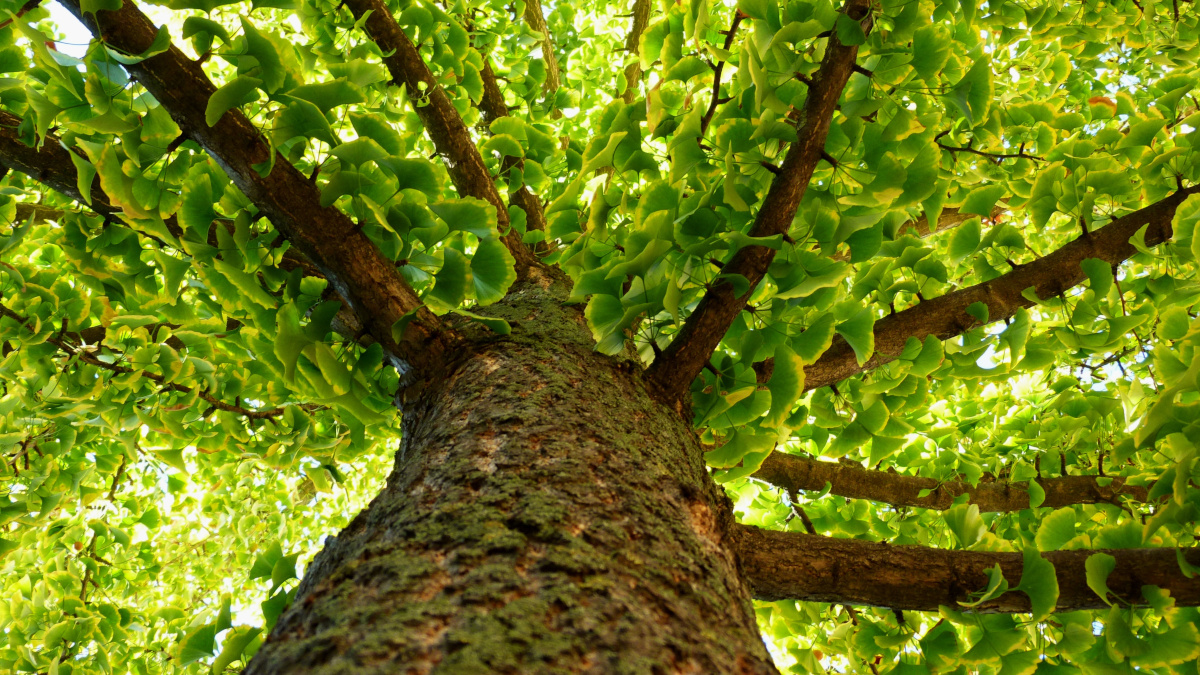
[244, 279, 777, 674]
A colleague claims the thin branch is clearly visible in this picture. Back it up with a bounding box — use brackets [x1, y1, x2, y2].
[342, 0, 540, 279]
[935, 130, 1044, 164]
[644, 0, 874, 407]
[753, 452, 1150, 512]
[0, 0, 42, 30]
[476, 57, 548, 237]
[737, 526, 1200, 613]
[0, 304, 293, 419]
[698, 11, 746, 139]
[58, 0, 454, 381]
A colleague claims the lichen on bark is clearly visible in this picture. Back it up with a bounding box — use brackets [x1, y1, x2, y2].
[245, 279, 777, 674]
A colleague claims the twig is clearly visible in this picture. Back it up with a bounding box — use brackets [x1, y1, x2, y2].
[698, 11, 746, 139]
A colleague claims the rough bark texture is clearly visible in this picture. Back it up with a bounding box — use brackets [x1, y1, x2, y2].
[522, 0, 561, 93]
[753, 452, 1150, 512]
[645, 0, 873, 404]
[738, 526, 1200, 612]
[800, 185, 1199, 393]
[621, 0, 652, 104]
[245, 281, 778, 674]
[343, 0, 539, 277]
[60, 0, 451, 379]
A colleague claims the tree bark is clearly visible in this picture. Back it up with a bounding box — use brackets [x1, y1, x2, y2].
[737, 526, 1200, 613]
[244, 282, 777, 674]
[753, 452, 1150, 512]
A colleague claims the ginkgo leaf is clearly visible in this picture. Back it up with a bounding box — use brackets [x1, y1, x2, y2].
[206, 75, 261, 127]
[836, 308, 876, 366]
[471, 238, 516, 306]
[1035, 508, 1076, 551]
[1085, 553, 1117, 605]
[1014, 548, 1059, 623]
[764, 344, 804, 427]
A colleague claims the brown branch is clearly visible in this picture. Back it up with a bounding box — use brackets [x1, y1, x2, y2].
[737, 526, 1200, 612]
[801, 185, 1199, 394]
[477, 58, 548, 236]
[342, 0, 539, 278]
[521, 0, 561, 94]
[0, 0, 42, 30]
[753, 452, 1150, 512]
[59, 0, 454, 381]
[0, 304, 291, 419]
[698, 11, 746, 139]
[935, 130, 1043, 164]
[0, 111, 323, 278]
[620, 0, 653, 103]
[644, 0, 874, 407]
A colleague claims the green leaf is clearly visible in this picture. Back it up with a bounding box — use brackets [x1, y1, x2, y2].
[764, 344, 804, 427]
[950, 56, 994, 126]
[1014, 548, 1058, 622]
[349, 112, 404, 155]
[835, 13, 866, 45]
[430, 198, 499, 240]
[286, 79, 365, 111]
[179, 623, 217, 667]
[945, 503, 985, 548]
[240, 19, 285, 93]
[210, 626, 261, 674]
[206, 75, 262, 127]
[1080, 258, 1113, 298]
[1028, 479, 1046, 509]
[427, 246, 469, 309]
[793, 313, 838, 363]
[911, 24, 952, 80]
[450, 309, 512, 335]
[959, 564, 1009, 607]
[949, 217, 982, 264]
[105, 26, 171, 64]
[960, 185, 1006, 218]
[330, 138, 388, 168]
[274, 96, 336, 146]
[1084, 552, 1116, 605]
[1034, 507, 1075, 551]
[836, 308, 876, 366]
[470, 238, 516, 305]
[1157, 307, 1190, 341]
[1131, 623, 1200, 667]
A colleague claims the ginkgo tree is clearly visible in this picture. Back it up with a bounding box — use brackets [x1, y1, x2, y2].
[0, 0, 1198, 670]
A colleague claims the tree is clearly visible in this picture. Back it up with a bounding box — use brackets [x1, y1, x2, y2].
[0, 0, 1198, 671]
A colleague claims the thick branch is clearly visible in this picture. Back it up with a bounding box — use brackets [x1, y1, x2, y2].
[342, 0, 538, 277]
[644, 0, 873, 405]
[737, 526, 1200, 612]
[59, 0, 453, 380]
[0, 111, 321, 278]
[521, 0, 560, 93]
[621, 0, 653, 103]
[802, 185, 1200, 393]
[752, 452, 1150, 512]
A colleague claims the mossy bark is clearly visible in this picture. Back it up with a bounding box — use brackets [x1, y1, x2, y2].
[244, 279, 777, 674]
